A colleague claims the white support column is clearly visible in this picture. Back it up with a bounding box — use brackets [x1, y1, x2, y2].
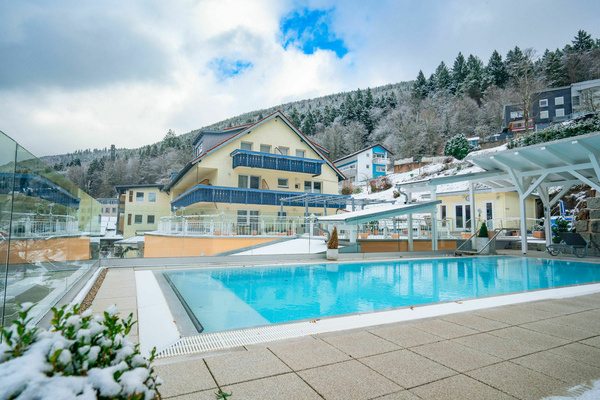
[407, 192, 413, 252]
[519, 194, 528, 254]
[538, 186, 552, 248]
[469, 182, 476, 235]
[431, 189, 438, 251]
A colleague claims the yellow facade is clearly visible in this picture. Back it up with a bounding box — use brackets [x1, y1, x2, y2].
[436, 191, 538, 231]
[170, 114, 341, 217]
[122, 187, 172, 239]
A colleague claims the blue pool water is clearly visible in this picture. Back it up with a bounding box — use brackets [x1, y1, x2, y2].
[164, 256, 600, 334]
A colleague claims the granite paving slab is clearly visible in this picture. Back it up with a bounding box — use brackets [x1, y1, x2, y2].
[361, 349, 456, 389]
[298, 360, 401, 400]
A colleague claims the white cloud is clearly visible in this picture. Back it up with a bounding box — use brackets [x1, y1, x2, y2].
[1, 0, 599, 156]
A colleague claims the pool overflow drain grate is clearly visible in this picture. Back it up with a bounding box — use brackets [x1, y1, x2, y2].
[156, 320, 327, 358]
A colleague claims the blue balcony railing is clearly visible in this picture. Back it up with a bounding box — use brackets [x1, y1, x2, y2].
[230, 150, 324, 175]
[171, 185, 348, 210]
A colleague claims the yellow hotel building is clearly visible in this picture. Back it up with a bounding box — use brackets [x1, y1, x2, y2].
[141, 110, 347, 256]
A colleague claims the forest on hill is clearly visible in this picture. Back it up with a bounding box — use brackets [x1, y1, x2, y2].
[46, 30, 600, 198]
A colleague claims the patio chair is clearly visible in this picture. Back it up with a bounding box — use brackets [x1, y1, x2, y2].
[546, 232, 600, 258]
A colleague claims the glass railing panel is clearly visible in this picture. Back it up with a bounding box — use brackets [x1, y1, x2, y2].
[0, 130, 101, 328]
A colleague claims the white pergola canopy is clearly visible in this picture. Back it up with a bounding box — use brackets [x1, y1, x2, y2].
[317, 200, 442, 251]
[398, 131, 600, 253]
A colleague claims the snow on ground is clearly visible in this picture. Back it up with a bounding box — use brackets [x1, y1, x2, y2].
[234, 237, 328, 255]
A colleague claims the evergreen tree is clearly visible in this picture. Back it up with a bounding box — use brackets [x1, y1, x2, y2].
[444, 134, 470, 160]
[412, 70, 428, 99]
[485, 50, 508, 88]
[541, 48, 568, 87]
[505, 46, 526, 80]
[451, 52, 468, 92]
[463, 55, 485, 104]
[289, 107, 302, 128]
[571, 29, 596, 52]
[301, 110, 316, 136]
[434, 61, 452, 92]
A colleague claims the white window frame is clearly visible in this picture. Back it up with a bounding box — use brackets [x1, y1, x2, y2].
[238, 174, 261, 189]
[148, 192, 157, 203]
[375, 166, 386, 173]
[454, 203, 472, 231]
[134, 214, 143, 225]
[540, 110, 549, 119]
[510, 111, 523, 119]
[260, 144, 271, 153]
[440, 204, 447, 227]
[539, 99, 548, 107]
[135, 192, 144, 202]
[304, 181, 322, 193]
[277, 178, 289, 188]
[555, 96, 564, 106]
[483, 200, 495, 230]
[277, 146, 289, 156]
[147, 215, 155, 224]
[573, 95, 581, 107]
[556, 108, 565, 117]
[295, 149, 305, 158]
[240, 142, 252, 151]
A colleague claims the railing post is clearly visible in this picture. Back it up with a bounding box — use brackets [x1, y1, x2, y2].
[183, 219, 188, 235]
[210, 219, 214, 236]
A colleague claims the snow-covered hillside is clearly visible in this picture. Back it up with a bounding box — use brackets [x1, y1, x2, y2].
[349, 144, 508, 207]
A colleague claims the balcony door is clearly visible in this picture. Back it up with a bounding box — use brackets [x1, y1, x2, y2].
[454, 204, 471, 231]
[237, 210, 259, 234]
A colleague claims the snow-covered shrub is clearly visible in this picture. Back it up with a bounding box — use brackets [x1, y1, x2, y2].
[340, 181, 354, 195]
[368, 176, 393, 193]
[444, 134, 470, 160]
[0, 303, 162, 400]
[508, 113, 600, 149]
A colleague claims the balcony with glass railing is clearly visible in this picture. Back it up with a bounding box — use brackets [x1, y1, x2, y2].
[231, 149, 324, 175]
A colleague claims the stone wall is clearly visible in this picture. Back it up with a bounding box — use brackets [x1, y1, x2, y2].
[574, 197, 600, 253]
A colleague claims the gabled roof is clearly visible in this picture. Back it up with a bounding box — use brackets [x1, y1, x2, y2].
[333, 144, 393, 164]
[179, 110, 345, 183]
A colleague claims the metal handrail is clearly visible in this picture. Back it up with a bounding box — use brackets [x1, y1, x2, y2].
[455, 228, 513, 255]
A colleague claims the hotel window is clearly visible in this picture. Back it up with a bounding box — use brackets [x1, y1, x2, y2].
[195, 142, 203, 157]
[237, 210, 259, 232]
[238, 174, 260, 189]
[556, 108, 565, 117]
[375, 166, 386, 173]
[112, 207, 116, 213]
[260, 144, 271, 153]
[304, 181, 322, 193]
[147, 215, 155, 224]
[278, 178, 289, 188]
[296, 149, 305, 158]
[127, 214, 132, 225]
[135, 192, 144, 202]
[555, 96, 564, 106]
[240, 142, 252, 151]
[573, 95, 580, 107]
[148, 193, 157, 203]
[128, 191, 133, 202]
[510, 111, 522, 119]
[539, 99, 548, 107]
[440, 205, 447, 227]
[134, 215, 143, 224]
[277, 147, 289, 155]
[540, 110, 549, 119]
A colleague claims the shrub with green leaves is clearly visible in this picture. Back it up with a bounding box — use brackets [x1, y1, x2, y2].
[0, 303, 162, 399]
[444, 134, 471, 160]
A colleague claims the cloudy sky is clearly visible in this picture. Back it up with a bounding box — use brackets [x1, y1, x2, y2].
[1, 0, 599, 156]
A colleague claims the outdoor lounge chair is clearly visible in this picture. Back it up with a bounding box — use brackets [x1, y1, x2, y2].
[546, 232, 600, 258]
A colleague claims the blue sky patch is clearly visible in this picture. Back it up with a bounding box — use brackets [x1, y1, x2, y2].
[209, 58, 253, 80]
[280, 8, 348, 58]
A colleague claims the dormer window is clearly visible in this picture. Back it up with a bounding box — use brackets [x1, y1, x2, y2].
[194, 141, 203, 157]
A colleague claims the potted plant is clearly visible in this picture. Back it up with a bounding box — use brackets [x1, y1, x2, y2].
[552, 217, 570, 243]
[327, 226, 339, 260]
[533, 219, 545, 239]
[477, 222, 493, 254]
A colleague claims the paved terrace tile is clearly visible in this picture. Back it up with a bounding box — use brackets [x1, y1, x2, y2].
[94, 266, 600, 399]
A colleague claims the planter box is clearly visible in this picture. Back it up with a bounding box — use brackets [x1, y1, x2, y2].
[326, 248, 339, 260]
[390, 234, 399, 239]
[533, 231, 545, 239]
[358, 233, 369, 239]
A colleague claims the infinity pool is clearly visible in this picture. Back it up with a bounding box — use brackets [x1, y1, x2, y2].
[163, 256, 600, 334]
